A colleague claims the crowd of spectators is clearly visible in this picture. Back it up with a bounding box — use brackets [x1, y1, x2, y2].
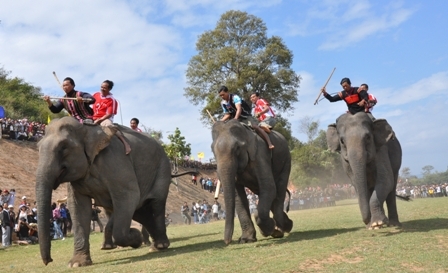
[0, 188, 75, 248]
[181, 199, 223, 225]
[180, 159, 217, 170]
[0, 117, 46, 141]
[396, 183, 448, 198]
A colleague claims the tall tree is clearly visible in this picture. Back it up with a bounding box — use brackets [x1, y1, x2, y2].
[184, 10, 300, 124]
[162, 128, 191, 162]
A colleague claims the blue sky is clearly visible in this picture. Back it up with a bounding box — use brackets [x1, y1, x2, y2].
[1, 0, 447, 177]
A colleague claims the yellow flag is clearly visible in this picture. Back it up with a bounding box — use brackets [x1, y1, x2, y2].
[47, 115, 51, 124]
[197, 152, 204, 159]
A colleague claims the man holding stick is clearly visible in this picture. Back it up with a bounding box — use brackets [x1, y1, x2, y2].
[321, 77, 368, 115]
[43, 77, 96, 123]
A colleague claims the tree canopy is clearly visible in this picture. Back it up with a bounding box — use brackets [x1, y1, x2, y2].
[184, 10, 300, 125]
[162, 128, 191, 162]
[0, 67, 53, 121]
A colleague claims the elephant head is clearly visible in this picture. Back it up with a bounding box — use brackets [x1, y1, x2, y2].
[35, 117, 116, 265]
[326, 113, 394, 225]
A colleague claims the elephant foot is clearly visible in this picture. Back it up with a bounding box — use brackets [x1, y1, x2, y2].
[101, 243, 117, 250]
[152, 240, 170, 250]
[271, 226, 284, 238]
[388, 219, 402, 228]
[368, 218, 388, 230]
[282, 215, 293, 233]
[256, 217, 276, 238]
[238, 236, 257, 244]
[68, 254, 93, 267]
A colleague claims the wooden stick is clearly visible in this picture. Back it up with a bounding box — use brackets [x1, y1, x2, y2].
[314, 67, 336, 105]
[206, 109, 216, 123]
[42, 96, 92, 102]
[52, 71, 63, 90]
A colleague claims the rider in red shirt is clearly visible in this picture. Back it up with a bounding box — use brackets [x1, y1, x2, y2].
[250, 92, 276, 133]
[92, 80, 131, 154]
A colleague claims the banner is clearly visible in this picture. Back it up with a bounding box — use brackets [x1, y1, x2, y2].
[197, 152, 204, 159]
[0, 106, 5, 118]
[47, 115, 51, 124]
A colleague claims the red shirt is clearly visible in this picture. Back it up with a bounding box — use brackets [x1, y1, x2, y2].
[92, 92, 118, 121]
[253, 98, 275, 121]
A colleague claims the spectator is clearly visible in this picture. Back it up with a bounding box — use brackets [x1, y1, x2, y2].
[59, 203, 70, 236]
[181, 202, 191, 225]
[0, 189, 11, 207]
[51, 202, 64, 240]
[7, 189, 15, 207]
[191, 202, 199, 224]
[7, 205, 15, 245]
[212, 201, 220, 220]
[0, 204, 11, 247]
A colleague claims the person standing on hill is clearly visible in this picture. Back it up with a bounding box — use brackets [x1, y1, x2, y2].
[181, 202, 191, 225]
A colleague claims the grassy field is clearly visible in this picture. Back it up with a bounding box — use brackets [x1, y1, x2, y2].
[1, 198, 447, 272]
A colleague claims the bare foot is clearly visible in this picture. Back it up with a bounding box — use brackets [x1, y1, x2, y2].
[269, 145, 274, 149]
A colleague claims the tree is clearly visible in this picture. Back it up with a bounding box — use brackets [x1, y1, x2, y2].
[162, 128, 191, 162]
[272, 115, 299, 150]
[184, 10, 300, 125]
[422, 165, 434, 176]
[141, 125, 163, 144]
[400, 167, 411, 180]
[0, 66, 53, 122]
[299, 116, 319, 144]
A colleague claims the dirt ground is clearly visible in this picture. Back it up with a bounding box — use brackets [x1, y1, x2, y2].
[0, 138, 222, 226]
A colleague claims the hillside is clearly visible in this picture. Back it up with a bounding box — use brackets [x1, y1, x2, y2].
[0, 138, 222, 225]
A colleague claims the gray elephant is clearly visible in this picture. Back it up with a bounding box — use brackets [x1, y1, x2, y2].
[326, 112, 402, 229]
[36, 117, 174, 266]
[211, 120, 293, 244]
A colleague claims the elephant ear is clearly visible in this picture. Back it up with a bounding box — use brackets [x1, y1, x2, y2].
[373, 119, 394, 148]
[326, 123, 340, 152]
[84, 125, 118, 164]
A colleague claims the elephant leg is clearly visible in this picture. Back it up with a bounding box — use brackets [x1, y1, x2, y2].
[385, 191, 401, 227]
[271, 176, 293, 237]
[141, 226, 151, 246]
[235, 184, 257, 243]
[254, 177, 276, 237]
[101, 212, 116, 250]
[68, 187, 93, 267]
[134, 199, 169, 251]
[110, 195, 142, 249]
[369, 189, 389, 229]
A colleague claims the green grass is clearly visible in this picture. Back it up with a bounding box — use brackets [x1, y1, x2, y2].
[1, 198, 447, 272]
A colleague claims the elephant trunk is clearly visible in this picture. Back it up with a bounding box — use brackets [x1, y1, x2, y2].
[36, 169, 57, 265]
[218, 162, 237, 245]
[348, 150, 370, 225]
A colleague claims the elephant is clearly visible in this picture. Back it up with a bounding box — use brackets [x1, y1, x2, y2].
[35, 116, 182, 266]
[326, 112, 402, 229]
[211, 120, 293, 244]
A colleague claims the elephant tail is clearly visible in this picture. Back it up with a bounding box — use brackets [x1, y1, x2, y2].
[396, 194, 412, 201]
[171, 170, 199, 178]
[285, 189, 291, 213]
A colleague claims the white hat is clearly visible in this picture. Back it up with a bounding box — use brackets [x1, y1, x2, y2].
[22, 196, 27, 199]
[8, 204, 13, 208]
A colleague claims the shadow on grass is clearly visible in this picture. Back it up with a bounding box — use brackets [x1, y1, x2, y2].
[93, 226, 363, 266]
[400, 218, 448, 232]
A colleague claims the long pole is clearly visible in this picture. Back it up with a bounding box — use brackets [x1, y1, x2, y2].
[314, 67, 336, 105]
[206, 109, 220, 199]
